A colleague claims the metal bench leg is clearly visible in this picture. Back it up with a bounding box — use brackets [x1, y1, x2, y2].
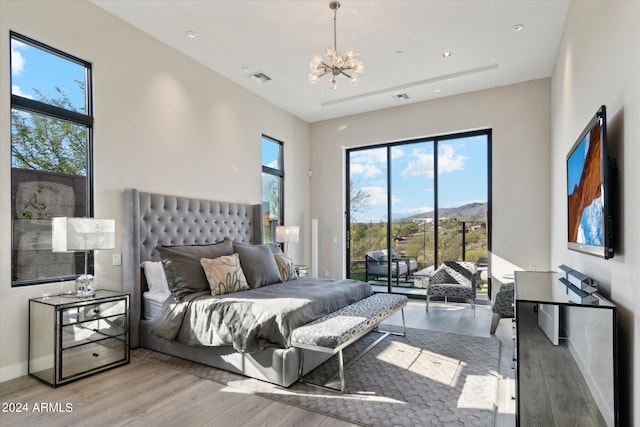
[338, 349, 345, 393]
[298, 348, 305, 380]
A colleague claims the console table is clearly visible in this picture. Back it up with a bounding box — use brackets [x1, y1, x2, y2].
[514, 271, 618, 426]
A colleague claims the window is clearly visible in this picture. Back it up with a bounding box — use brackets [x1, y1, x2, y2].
[261, 135, 284, 243]
[346, 130, 491, 297]
[10, 32, 94, 286]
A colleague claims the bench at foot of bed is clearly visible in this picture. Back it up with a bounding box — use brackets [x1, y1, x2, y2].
[290, 293, 408, 393]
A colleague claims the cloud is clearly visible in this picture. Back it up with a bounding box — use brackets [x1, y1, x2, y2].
[11, 40, 27, 76]
[351, 163, 382, 178]
[351, 146, 404, 165]
[401, 151, 434, 178]
[361, 186, 400, 206]
[438, 144, 467, 174]
[400, 143, 467, 178]
[12, 85, 32, 99]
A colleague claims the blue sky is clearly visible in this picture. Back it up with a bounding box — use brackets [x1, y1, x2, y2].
[11, 38, 86, 111]
[350, 135, 488, 222]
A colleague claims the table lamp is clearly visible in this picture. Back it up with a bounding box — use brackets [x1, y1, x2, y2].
[52, 217, 115, 297]
[275, 225, 299, 253]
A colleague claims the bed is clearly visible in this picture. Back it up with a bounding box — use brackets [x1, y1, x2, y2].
[123, 189, 373, 387]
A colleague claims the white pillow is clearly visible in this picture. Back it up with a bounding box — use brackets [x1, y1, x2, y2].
[200, 253, 250, 296]
[141, 261, 170, 294]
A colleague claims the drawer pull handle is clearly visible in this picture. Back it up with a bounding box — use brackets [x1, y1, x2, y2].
[92, 353, 99, 357]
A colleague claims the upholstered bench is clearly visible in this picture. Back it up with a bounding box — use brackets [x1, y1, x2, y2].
[291, 293, 408, 392]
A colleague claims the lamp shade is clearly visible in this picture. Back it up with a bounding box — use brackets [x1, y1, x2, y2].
[275, 226, 299, 243]
[52, 217, 116, 252]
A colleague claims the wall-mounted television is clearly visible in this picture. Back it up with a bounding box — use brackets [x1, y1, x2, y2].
[566, 105, 614, 259]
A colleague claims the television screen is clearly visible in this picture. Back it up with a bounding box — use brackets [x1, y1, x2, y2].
[566, 105, 613, 258]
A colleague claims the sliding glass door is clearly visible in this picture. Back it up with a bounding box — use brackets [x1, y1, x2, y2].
[346, 130, 491, 297]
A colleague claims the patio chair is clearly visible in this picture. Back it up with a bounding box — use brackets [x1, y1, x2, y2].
[425, 261, 477, 315]
[365, 249, 418, 285]
[490, 282, 514, 334]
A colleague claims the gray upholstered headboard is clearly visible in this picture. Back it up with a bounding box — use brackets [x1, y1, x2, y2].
[123, 188, 262, 346]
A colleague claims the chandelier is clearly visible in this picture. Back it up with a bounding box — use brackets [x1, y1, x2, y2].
[308, 1, 365, 90]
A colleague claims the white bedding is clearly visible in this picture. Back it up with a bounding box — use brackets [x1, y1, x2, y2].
[143, 291, 171, 320]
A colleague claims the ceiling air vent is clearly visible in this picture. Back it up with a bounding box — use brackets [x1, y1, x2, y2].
[393, 93, 409, 101]
[252, 72, 272, 83]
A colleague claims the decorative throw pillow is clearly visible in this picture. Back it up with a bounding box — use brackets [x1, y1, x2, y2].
[200, 254, 249, 296]
[140, 261, 170, 294]
[233, 243, 283, 288]
[273, 253, 298, 282]
[157, 238, 234, 299]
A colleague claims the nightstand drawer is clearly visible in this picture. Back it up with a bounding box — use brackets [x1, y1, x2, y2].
[62, 299, 126, 325]
[62, 316, 127, 348]
[61, 338, 127, 379]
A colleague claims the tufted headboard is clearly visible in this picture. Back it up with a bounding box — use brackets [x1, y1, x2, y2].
[123, 188, 262, 346]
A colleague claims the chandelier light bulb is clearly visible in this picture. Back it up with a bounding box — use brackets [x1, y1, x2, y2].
[308, 1, 364, 90]
[345, 48, 356, 60]
[324, 47, 336, 61]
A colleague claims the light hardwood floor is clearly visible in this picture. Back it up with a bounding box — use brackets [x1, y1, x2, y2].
[0, 300, 516, 426]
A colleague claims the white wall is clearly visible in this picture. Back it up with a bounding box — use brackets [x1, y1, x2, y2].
[0, 0, 310, 381]
[309, 78, 552, 284]
[550, 1, 639, 424]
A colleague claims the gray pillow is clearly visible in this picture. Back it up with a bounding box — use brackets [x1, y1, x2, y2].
[233, 243, 283, 288]
[158, 238, 234, 299]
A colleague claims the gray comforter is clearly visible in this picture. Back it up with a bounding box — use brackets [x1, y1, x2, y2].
[150, 278, 373, 353]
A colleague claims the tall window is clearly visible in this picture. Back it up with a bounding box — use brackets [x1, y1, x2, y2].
[261, 135, 284, 243]
[346, 130, 491, 296]
[10, 32, 94, 286]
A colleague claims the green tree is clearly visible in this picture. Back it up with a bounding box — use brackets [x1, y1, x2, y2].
[11, 86, 87, 175]
[349, 180, 370, 223]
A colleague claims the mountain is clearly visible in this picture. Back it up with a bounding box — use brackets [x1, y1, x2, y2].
[399, 202, 488, 222]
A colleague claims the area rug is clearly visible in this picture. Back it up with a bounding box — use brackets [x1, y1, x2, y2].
[133, 327, 501, 426]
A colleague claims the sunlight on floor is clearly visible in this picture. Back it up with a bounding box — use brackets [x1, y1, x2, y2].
[375, 340, 465, 387]
[456, 374, 498, 410]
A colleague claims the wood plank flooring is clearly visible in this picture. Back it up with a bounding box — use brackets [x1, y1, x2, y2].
[0, 300, 516, 427]
[516, 302, 606, 427]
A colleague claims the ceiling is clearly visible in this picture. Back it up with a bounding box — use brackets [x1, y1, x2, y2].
[91, 0, 570, 123]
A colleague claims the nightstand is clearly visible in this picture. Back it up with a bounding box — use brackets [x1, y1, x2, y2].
[295, 265, 309, 278]
[29, 289, 129, 387]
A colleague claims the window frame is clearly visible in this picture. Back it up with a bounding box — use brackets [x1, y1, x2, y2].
[261, 135, 285, 244]
[10, 31, 94, 287]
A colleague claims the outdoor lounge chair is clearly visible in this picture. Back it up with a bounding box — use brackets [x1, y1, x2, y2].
[365, 249, 418, 285]
[425, 261, 478, 315]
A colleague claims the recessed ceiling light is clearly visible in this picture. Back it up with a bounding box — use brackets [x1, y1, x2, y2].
[434, 89, 441, 93]
[442, 51, 452, 58]
[186, 31, 197, 38]
[396, 50, 404, 55]
[512, 24, 524, 32]
[241, 66, 251, 73]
